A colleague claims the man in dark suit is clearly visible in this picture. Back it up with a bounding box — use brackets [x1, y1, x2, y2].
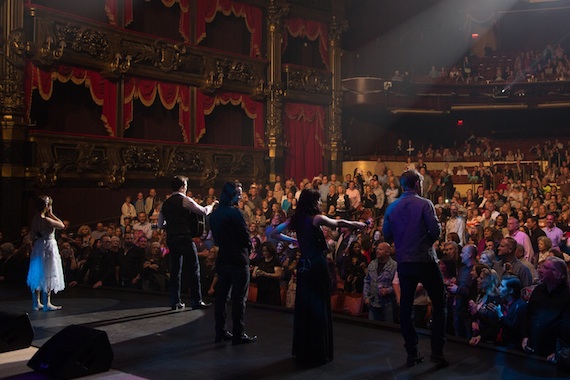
[158, 175, 214, 310]
[209, 182, 257, 345]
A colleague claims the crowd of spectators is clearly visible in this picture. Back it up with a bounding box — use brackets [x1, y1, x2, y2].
[1, 134, 570, 361]
[390, 43, 570, 85]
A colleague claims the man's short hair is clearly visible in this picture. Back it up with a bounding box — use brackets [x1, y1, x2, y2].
[400, 170, 422, 192]
[171, 175, 188, 192]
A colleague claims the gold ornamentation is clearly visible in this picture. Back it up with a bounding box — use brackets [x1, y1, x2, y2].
[284, 66, 331, 94]
[55, 24, 109, 60]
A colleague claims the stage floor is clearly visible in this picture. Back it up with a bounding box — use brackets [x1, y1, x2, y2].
[1, 286, 569, 380]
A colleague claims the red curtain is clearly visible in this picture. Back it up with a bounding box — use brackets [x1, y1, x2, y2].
[283, 18, 329, 70]
[105, 0, 134, 27]
[124, 77, 191, 142]
[283, 103, 325, 181]
[161, 0, 191, 42]
[196, 0, 262, 58]
[197, 91, 264, 147]
[25, 63, 118, 136]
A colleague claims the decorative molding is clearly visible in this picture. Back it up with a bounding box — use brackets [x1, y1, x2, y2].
[27, 133, 265, 188]
[287, 0, 331, 13]
[283, 64, 331, 94]
[24, 7, 267, 95]
[267, 0, 289, 31]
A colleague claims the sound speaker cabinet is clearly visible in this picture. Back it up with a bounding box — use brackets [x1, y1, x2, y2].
[0, 311, 34, 353]
[27, 325, 113, 379]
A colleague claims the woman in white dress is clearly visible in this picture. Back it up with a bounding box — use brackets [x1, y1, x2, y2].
[27, 195, 65, 311]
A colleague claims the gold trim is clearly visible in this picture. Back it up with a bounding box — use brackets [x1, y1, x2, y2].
[1, 164, 26, 178]
[536, 102, 570, 109]
[450, 104, 528, 111]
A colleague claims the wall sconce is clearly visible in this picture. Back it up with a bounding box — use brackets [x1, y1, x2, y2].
[106, 165, 126, 189]
[36, 162, 59, 188]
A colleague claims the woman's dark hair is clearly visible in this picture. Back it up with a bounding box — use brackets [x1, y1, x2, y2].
[290, 188, 321, 231]
[440, 257, 457, 279]
[251, 236, 261, 254]
[35, 195, 51, 212]
[219, 181, 242, 206]
[347, 240, 362, 256]
[260, 241, 277, 258]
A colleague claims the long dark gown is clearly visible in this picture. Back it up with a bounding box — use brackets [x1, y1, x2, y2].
[293, 216, 333, 366]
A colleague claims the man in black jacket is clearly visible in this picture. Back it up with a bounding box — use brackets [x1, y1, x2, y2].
[209, 181, 257, 345]
[158, 175, 214, 310]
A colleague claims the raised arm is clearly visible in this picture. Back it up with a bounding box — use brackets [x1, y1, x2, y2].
[269, 220, 297, 244]
[313, 214, 365, 230]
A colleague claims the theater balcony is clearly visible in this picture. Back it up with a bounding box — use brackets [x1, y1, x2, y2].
[342, 76, 570, 119]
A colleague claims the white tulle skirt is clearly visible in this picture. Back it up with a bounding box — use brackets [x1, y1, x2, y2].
[27, 238, 65, 293]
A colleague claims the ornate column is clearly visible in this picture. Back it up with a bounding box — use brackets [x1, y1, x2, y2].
[266, 0, 288, 183]
[1, 0, 28, 241]
[327, 16, 348, 176]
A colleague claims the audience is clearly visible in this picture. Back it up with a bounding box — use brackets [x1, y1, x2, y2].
[8, 140, 570, 358]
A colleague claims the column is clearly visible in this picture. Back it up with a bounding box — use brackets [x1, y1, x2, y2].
[266, 0, 288, 183]
[0, 0, 27, 241]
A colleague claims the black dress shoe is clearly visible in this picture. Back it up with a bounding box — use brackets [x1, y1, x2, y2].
[215, 331, 233, 343]
[406, 353, 425, 367]
[192, 301, 211, 310]
[232, 334, 258, 345]
[430, 354, 449, 368]
[171, 303, 185, 311]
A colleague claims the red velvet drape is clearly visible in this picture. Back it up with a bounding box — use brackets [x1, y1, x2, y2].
[196, 0, 262, 58]
[283, 103, 325, 181]
[25, 63, 118, 136]
[197, 91, 264, 147]
[124, 77, 191, 142]
[283, 18, 329, 70]
[105, 0, 134, 27]
[161, 0, 191, 42]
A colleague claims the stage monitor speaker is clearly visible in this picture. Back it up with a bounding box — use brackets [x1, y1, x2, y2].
[0, 311, 34, 353]
[27, 325, 113, 379]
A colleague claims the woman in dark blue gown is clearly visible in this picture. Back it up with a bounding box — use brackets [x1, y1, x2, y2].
[272, 187, 365, 366]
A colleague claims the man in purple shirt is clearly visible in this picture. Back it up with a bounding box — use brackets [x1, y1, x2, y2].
[542, 213, 564, 250]
[383, 170, 448, 368]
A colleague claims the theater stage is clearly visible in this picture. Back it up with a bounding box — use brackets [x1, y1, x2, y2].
[0, 286, 568, 380]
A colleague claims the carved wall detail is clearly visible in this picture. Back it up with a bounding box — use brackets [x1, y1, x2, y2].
[28, 134, 264, 188]
[284, 65, 331, 94]
[54, 24, 110, 60]
[22, 7, 266, 94]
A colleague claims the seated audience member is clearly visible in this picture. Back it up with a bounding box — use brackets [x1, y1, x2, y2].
[142, 241, 169, 291]
[522, 256, 570, 360]
[491, 275, 527, 349]
[536, 236, 553, 267]
[493, 237, 533, 287]
[116, 233, 145, 288]
[479, 250, 496, 267]
[448, 244, 478, 339]
[70, 235, 117, 288]
[439, 257, 457, 335]
[469, 267, 501, 346]
[252, 241, 283, 306]
[341, 241, 368, 293]
[199, 246, 218, 297]
[133, 212, 153, 240]
[363, 242, 397, 322]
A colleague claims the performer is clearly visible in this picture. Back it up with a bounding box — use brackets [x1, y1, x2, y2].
[27, 195, 65, 311]
[158, 175, 214, 310]
[209, 182, 258, 345]
[383, 170, 448, 368]
[271, 186, 364, 366]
